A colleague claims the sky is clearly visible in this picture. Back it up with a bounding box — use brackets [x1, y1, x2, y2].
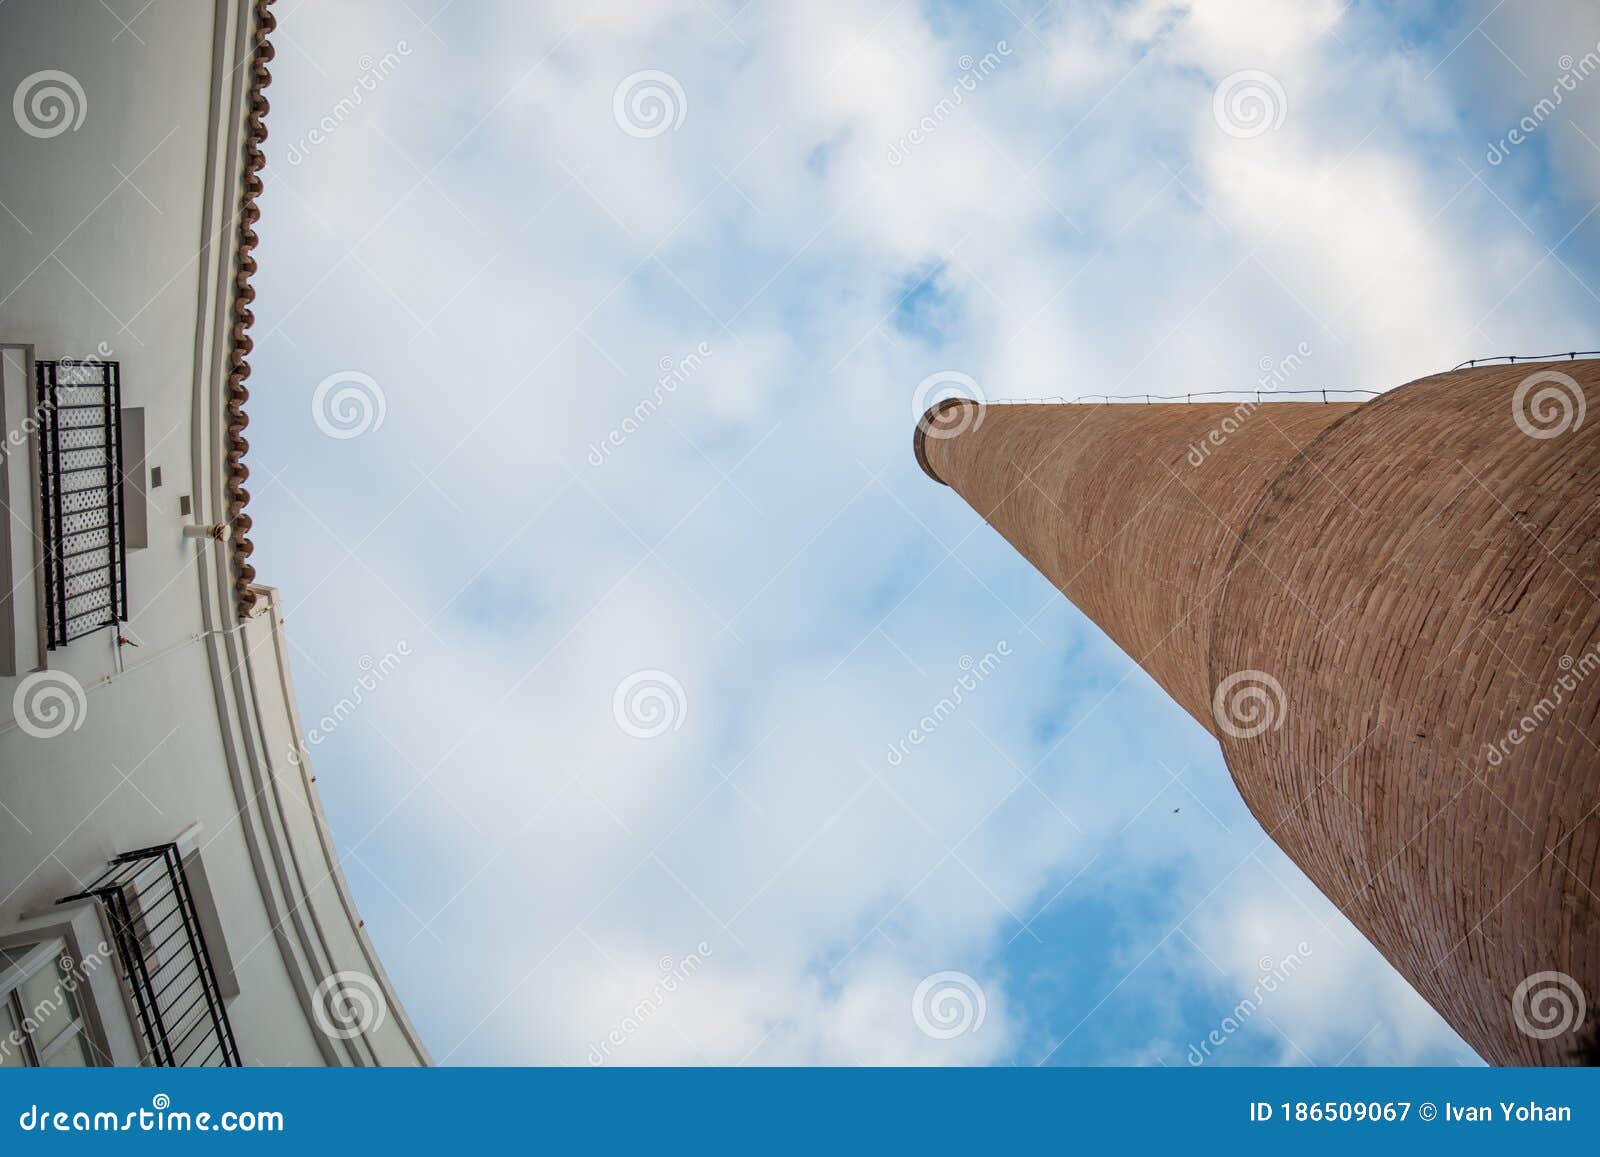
[246, 0, 1600, 1065]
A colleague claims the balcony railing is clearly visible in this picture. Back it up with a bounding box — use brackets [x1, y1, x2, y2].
[58, 844, 241, 1067]
[35, 358, 128, 648]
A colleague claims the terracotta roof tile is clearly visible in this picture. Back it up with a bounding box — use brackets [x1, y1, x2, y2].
[227, 0, 276, 616]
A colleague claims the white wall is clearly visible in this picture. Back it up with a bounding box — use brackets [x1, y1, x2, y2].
[0, 0, 223, 681]
[0, 0, 427, 1066]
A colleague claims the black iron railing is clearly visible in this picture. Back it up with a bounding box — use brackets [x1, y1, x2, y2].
[58, 844, 241, 1067]
[35, 358, 128, 649]
[1453, 350, 1600, 370]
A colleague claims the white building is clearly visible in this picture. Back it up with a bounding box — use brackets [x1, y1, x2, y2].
[0, 0, 428, 1066]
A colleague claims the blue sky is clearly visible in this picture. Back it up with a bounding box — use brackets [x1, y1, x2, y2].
[247, 0, 1599, 1064]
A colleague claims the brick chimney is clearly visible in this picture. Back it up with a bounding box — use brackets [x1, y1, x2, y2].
[917, 361, 1600, 1064]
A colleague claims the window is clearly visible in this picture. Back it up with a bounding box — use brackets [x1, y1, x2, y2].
[120, 406, 149, 551]
[57, 844, 241, 1066]
[35, 358, 129, 648]
[0, 940, 104, 1067]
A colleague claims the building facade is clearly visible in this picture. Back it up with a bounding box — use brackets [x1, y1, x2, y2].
[917, 360, 1600, 1065]
[0, 0, 427, 1065]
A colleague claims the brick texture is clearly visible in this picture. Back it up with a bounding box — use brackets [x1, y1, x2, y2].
[1213, 362, 1600, 1065]
[918, 361, 1600, 1065]
[917, 397, 1358, 729]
